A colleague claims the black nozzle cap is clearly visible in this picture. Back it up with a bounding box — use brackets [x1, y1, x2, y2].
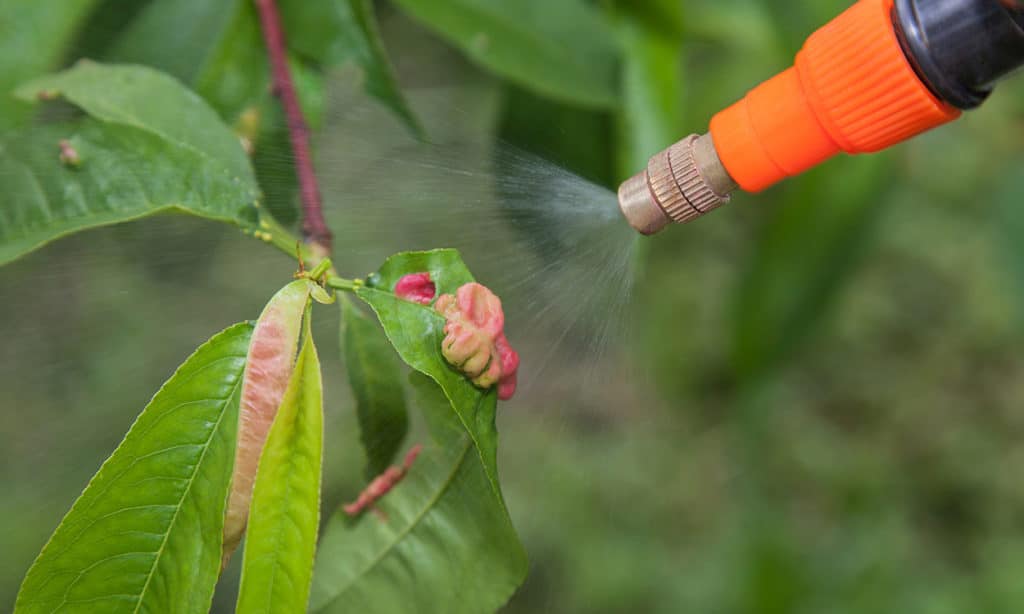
[894, 0, 1024, 109]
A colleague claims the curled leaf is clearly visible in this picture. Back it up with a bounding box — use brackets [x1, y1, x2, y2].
[236, 315, 323, 613]
[394, 272, 436, 305]
[223, 279, 313, 565]
[435, 283, 520, 399]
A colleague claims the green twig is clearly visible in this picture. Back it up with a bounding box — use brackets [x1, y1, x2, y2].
[326, 276, 361, 292]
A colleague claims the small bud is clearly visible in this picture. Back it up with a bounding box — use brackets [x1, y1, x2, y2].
[235, 106, 261, 155]
[58, 140, 80, 168]
[394, 272, 436, 305]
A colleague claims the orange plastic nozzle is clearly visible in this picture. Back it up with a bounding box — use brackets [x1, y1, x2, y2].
[709, 0, 961, 193]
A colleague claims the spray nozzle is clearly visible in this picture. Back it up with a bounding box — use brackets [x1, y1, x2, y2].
[619, 0, 1024, 236]
[617, 133, 736, 235]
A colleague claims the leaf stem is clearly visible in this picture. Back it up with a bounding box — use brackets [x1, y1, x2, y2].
[326, 276, 361, 292]
[253, 0, 333, 254]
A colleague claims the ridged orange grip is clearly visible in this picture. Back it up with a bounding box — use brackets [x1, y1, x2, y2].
[709, 0, 960, 193]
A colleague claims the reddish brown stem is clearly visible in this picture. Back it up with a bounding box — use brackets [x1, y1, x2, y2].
[254, 0, 333, 252]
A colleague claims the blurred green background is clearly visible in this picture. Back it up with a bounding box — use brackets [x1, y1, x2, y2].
[4, 0, 1024, 612]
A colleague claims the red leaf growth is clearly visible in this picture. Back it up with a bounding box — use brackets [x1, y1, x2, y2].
[344, 444, 423, 516]
[435, 283, 519, 400]
[394, 272, 436, 305]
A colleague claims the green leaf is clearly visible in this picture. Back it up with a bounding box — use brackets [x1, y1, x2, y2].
[311, 249, 526, 613]
[731, 155, 893, 380]
[280, 0, 422, 136]
[498, 84, 616, 188]
[0, 63, 261, 266]
[0, 0, 100, 129]
[310, 374, 526, 614]
[17, 62, 256, 178]
[103, 0, 267, 121]
[341, 295, 409, 478]
[390, 0, 621, 109]
[14, 322, 253, 614]
[237, 316, 323, 613]
[103, 0, 329, 225]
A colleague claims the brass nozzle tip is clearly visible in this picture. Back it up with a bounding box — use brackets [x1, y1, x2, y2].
[617, 172, 671, 235]
[617, 133, 737, 236]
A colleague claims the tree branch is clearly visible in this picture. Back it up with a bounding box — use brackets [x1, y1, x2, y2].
[254, 0, 333, 254]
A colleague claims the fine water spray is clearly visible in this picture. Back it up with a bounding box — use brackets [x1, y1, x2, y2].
[619, 0, 1024, 235]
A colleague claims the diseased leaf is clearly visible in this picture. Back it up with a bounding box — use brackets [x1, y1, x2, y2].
[389, 0, 621, 108]
[357, 249, 501, 488]
[14, 322, 253, 613]
[732, 155, 893, 380]
[224, 279, 314, 564]
[237, 315, 323, 613]
[311, 249, 526, 613]
[280, 0, 422, 135]
[0, 0, 100, 129]
[341, 295, 409, 478]
[0, 63, 262, 266]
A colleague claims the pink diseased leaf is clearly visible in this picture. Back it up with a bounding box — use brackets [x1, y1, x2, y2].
[394, 272, 436, 305]
[435, 283, 520, 399]
[222, 279, 313, 565]
[313, 250, 525, 614]
[495, 334, 519, 401]
[236, 316, 323, 613]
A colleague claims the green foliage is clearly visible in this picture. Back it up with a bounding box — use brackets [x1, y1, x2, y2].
[237, 317, 323, 613]
[731, 154, 893, 380]
[280, 0, 421, 135]
[311, 373, 526, 614]
[994, 158, 1024, 323]
[17, 62, 258, 179]
[102, 0, 268, 121]
[0, 63, 261, 266]
[341, 296, 409, 478]
[0, 0, 99, 129]
[7, 0, 1022, 613]
[390, 0, 621, 108]
[310, 250, 526, 613]
[14, 322, 252, 613]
